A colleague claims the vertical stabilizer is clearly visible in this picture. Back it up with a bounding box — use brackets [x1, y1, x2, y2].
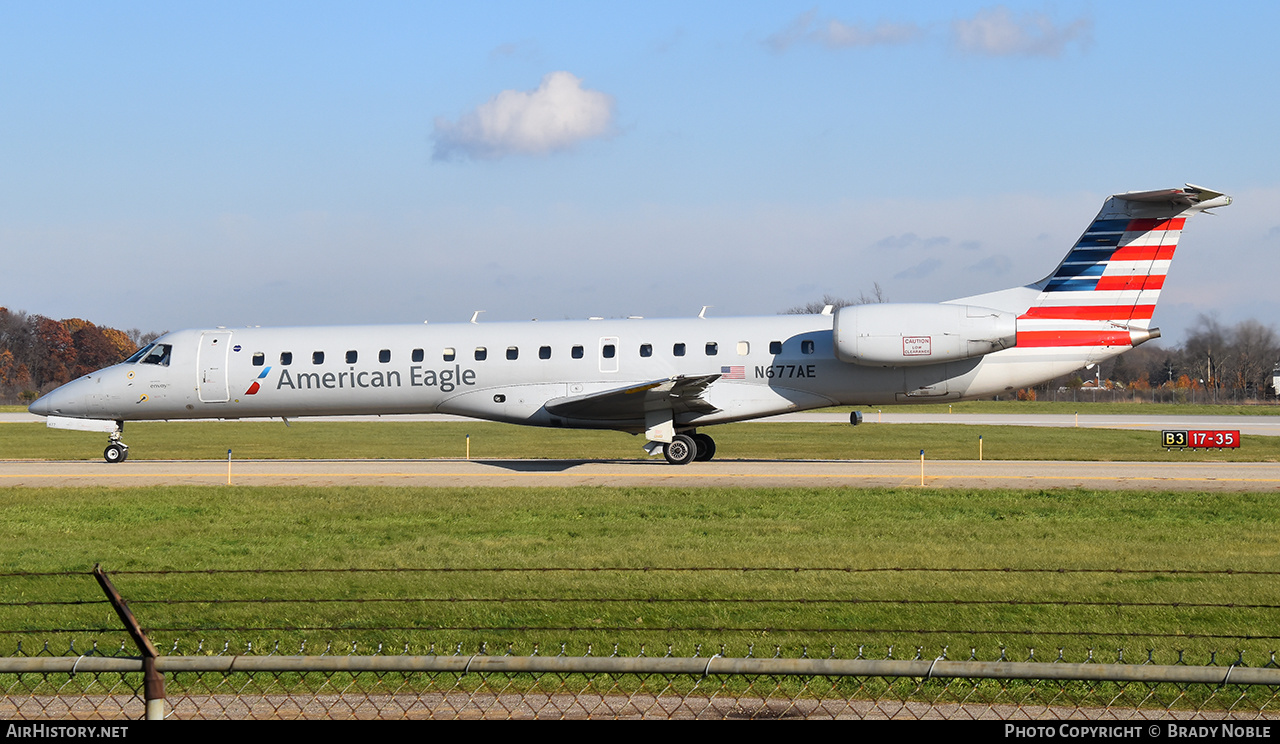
[1016, 184, 1229, 350]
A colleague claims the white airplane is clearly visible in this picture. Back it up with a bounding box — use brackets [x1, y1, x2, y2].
[29, 184, 1230, 464]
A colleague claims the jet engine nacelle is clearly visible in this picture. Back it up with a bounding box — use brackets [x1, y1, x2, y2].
[832, 303, 1018, 366]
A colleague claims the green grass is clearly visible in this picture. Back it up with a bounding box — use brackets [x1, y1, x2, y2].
[3, 485, 1279, 665]
[3, 420, 1277, 462]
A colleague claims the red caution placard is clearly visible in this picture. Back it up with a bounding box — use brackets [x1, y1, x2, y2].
[1162, 430, 1240, 449]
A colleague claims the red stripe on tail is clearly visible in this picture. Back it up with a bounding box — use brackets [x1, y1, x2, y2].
[1109, 244, 1177, 262]
[1020, 305, 1155, 321]
[1016, 330, 1133, 348]
[1094, 275, 1165, 292]
[1125, 217, 1185, 232]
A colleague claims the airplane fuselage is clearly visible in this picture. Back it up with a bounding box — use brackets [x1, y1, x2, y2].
[33, 313, 1111, 432]
[29, 184, 1230, 463]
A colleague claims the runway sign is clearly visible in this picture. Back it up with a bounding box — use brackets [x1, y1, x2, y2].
[1162, 430, 1241, 449]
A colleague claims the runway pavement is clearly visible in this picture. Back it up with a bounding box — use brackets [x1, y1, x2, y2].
[2, 457, 1277, 491]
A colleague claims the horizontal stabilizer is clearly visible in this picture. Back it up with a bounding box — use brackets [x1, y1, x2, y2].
[544, 374, 721, 422]
[1115, 184, 1230, 209]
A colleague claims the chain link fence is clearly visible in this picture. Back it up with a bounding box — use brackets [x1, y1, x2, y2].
[6, 644, 1280, 719]
[5, 565, 1280, 720]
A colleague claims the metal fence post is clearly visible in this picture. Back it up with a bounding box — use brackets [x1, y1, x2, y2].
[93, 563, 166, 720]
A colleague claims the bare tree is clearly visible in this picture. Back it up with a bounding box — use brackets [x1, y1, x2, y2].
[783, 283, 886, 314]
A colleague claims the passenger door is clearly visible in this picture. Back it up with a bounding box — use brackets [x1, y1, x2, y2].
[197, 331, 233, 402]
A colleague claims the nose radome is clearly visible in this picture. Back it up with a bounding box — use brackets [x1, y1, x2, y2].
[27, 395, 50, 416]
[26, 378, 89, 418]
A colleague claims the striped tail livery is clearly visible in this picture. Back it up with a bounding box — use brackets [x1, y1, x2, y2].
[1018, 184, 1230, 350]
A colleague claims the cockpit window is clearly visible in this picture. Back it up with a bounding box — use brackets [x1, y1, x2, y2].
[125, 344, 154, 364]
[140, 344, 172, 366]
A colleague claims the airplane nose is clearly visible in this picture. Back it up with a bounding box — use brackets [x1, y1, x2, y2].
[27, 395, 51, 417]
[26, 380, 88, 418]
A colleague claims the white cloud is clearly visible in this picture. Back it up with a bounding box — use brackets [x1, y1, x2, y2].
[966, 254, 1012, 275]
[768, 6, 1090, 58]
[893, 258, 944, 280]
[951, 6, 1092, 57]
[872, 233, 950, 250]
[433, 72, 615, 161]
[820, 19, 923, 49]
[767, 9, 923, 51]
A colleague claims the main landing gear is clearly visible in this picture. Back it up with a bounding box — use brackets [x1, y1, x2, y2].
[104, 431, 129, 463]
[662, 432, 716, 465]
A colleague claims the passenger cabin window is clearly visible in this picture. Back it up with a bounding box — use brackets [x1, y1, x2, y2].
[346, 350, 358, 364]
[139, 344, 172, 366]
[506, 346, 518, 360]
[475, 347, 487, 361]
[602, 344, 616, 359]
[640, 344, 652, 357]
[280, 351, 293, 366]
[769, 341, 782, 355]
[379, 349, 391, 363]
[673, 343, 686, 357]
[252, 353, 265, 367]
[539, 346, 551, 360]
[313, 351, 325, 365]
[801, 340, 815, 354]
[705, 342, 718, 356]
[737, 341, 749, 356]
[571, 345, 584, 359]
[412, 349, 424, 363]
[443, 347, 456, 362]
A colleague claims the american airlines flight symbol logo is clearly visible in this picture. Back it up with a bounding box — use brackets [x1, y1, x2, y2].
[245, 367, 272, 395]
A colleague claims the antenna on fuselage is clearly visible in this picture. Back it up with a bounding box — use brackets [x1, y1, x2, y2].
[698, 306, 712, 319]
[470, 311, 484, 324]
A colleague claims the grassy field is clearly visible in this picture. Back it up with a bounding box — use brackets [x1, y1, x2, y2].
[3, 419, 1278, 462]
[4, 484, 1279, 665]
[5, 408, 1278, 675]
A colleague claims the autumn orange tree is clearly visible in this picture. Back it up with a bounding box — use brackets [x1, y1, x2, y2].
[0, 308, 147, 402]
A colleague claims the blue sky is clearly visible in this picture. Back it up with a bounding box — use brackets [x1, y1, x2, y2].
[2, 2, 1277, 344]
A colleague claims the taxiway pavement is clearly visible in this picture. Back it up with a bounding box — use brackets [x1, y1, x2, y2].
[2, 458, 1277, 491]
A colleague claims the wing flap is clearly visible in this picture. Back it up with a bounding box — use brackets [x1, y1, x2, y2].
[544, 374, 721, 422]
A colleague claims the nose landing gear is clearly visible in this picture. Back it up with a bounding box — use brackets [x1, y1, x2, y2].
[104, 430, 128, 463]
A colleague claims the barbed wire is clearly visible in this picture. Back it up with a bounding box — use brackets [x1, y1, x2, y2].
[9, 566, 1280, 577]
[8, 596, 1280, 610]
[10, 566, 1279, 645]
[6, 624, 1279, 640]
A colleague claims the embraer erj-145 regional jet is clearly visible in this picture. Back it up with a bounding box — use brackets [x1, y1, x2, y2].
[30, 184, 1230, 465]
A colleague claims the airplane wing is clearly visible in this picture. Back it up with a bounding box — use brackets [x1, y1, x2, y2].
[543, 374, 722, 422]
